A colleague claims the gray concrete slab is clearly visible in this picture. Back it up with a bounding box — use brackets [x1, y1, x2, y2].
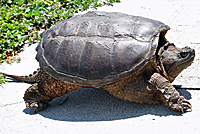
[1, 0, 200, 134]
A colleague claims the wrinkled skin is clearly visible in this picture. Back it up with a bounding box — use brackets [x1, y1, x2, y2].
[3, 43, 195, 113]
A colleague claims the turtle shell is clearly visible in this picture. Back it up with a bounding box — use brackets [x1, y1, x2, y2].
[36, 11, 170, 86]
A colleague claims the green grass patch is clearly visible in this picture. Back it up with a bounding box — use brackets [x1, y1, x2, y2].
[0, 73, 7, 86]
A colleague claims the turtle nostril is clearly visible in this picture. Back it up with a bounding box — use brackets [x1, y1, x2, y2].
[185, 46, 191, 49]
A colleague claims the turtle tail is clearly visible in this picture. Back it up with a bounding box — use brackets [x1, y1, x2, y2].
[2, 68, 46, 83]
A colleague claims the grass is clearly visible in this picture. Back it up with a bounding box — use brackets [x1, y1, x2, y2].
[0, 73, 7, 86]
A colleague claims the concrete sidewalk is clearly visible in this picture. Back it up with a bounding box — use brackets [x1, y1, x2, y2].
[1, 0, 200, 134]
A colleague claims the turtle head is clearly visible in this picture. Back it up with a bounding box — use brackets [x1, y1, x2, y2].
[160, 44, 195, 82]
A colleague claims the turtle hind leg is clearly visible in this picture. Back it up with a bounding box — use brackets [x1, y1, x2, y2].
[24, 83, 52, 112]
[23, 74, 87, 112]
[149, 73, 192, 113]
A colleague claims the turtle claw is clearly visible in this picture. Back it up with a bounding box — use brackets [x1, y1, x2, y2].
[25, 102, 30, 109]
[170, 96, 192, 113]
[25, 101, 48, 113]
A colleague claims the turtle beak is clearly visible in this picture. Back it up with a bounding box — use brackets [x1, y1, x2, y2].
[185, 46, 195, 57]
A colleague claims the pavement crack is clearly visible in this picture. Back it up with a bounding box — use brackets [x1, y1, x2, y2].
[0, 101, 24, 107]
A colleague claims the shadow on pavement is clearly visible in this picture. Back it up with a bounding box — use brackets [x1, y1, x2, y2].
[23, 87, 192, 122]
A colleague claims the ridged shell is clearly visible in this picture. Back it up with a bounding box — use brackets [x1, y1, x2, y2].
[36, 11, 170, 85]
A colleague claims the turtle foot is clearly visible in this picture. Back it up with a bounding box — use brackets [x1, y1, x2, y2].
[169, 96, 192, 113]
[149, 73, 192, 113]
[23, 83, 52, 112]
[25, 101, 49, 112]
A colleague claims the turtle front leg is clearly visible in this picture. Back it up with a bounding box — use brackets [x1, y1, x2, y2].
[149, 73, 192, 113]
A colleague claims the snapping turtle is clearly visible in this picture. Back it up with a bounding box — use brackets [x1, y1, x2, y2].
[3, 11, 195, 113]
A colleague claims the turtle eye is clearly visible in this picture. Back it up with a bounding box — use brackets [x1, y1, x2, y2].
[180, 51, 188, 58]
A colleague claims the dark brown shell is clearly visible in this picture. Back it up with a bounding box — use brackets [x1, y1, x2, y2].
[36, 11, 170, 86]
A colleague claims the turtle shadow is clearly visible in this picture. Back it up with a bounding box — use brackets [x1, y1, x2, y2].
[23, 87, 192, 122]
